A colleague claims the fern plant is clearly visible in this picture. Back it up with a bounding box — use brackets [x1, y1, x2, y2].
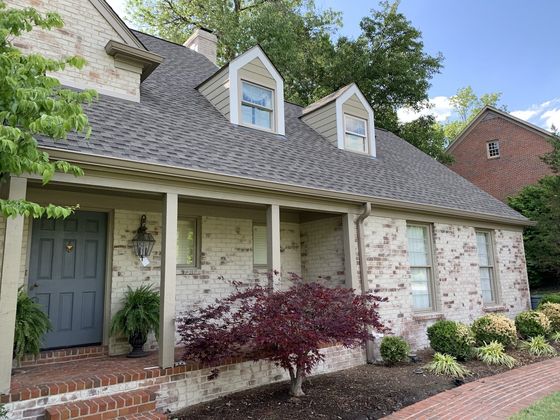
[110, 284, 160, 340]
[425, 352, 471, 379]
[476, 341, 517, 368]
[13, 288, 52, 365]
[520, 336, 557, 357]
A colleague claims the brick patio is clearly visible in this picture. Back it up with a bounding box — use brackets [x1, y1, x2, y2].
[384, 357, 560, 419]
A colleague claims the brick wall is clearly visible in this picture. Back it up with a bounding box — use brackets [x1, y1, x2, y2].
[0, 216, 29, 287]
[449, 111, 553, 201]
[7, 0, 142, 100]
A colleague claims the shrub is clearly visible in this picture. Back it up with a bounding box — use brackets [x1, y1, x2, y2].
[476, 341, 517, 369]
[424, 353, 471, 379]
[550, 331, 560, 343]
[427, 320, 474, 360]
[380, 336, 410, 365]
[538, 294, 560, 306]
[539, 303, 560, 332]
[472, 314, 517, 348]
[13, 288, 52, 365]
[520, 336, 557, 357]
[515, 311, 551, 339]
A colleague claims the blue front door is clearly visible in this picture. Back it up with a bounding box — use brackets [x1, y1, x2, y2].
[28, 211, 107, 349]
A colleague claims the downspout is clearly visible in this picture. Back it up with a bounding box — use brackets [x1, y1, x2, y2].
[356, 202, 375, 363]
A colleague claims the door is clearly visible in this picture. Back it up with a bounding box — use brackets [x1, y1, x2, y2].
[29, 211, 107, 349]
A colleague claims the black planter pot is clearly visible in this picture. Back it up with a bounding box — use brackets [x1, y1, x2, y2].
[127, 332, 148, 358]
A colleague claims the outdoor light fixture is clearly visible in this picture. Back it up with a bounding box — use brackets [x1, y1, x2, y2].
[132, 215, 155, 260]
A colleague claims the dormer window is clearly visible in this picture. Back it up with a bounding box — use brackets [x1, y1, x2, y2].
[241, 81, 273, 130]
[344, 114, 368, 154]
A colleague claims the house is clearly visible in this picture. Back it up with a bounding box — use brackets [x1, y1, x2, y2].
[0, 0, 531, 418]
[447, 106, 555, 202]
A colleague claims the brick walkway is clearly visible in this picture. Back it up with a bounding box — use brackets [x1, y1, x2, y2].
[385, 357, 560, 419]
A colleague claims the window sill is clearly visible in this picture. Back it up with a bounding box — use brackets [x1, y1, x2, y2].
[483, 305, 507, 313]
[412, 312, 444, 321]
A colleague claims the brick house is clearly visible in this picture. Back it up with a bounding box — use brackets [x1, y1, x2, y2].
[447, 106, 555, 202]
[0, 1, 532, 418]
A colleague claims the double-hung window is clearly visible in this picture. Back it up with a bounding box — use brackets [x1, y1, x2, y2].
[487, 140, 500, 158]
[476, 231, 497, 304]
[407, 224, 435, 311]
[177, 217, 199, 267]
[241, 81, 273, 130]
[344, 114, 368, 153]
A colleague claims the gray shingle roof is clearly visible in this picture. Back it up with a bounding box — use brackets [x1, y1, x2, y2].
[39, 31, 526, 222]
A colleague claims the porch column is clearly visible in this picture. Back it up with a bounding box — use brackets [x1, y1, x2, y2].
[159, 192, 177, 368]
[266, 204, 281, 289]
[342, 213, 360, 290]
[0, 176, 27, 394]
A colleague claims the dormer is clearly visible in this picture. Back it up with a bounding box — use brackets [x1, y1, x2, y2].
[197, 46, 285, 135]
[301, 84, 376, 157]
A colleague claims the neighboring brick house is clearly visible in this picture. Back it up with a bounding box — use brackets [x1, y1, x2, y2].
[447, 106, 554, 202]
[0, 1, 532, 418]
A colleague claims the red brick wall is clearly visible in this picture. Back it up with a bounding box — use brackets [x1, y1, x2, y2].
[449, 112, 554, 201]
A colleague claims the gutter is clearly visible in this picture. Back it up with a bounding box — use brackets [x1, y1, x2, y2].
[356, 202, 376, 364]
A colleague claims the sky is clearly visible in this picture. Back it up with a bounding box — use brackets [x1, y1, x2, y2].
[106, 0, 560, 129]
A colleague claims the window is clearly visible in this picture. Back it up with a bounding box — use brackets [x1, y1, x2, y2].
[241, 81, 273, 130]
[476, 231, 497, 304]
[177, 218, 198, 267]
[253, 224, 267, 266]
[487, 140, 500, 158]
[407, 224, 435, 311]
[344, 114, 368, 153]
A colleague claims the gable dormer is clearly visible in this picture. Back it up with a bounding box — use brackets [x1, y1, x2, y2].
[197, 46, 285, 135]
[301, 84, 376, 157]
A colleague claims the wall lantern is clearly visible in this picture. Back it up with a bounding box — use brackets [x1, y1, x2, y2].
[132, 215, 155, 259]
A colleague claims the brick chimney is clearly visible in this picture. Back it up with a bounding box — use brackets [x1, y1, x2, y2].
[184, 28, 217, 65]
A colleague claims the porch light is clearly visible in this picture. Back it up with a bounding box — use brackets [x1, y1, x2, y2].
[132, 215, 155, 259]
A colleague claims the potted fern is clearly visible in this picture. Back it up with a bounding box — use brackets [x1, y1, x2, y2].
[110, 284, 160, 358]
[13, 288, 52, 367]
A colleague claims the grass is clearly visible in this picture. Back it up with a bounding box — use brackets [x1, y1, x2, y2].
[510, 392, 560, 419]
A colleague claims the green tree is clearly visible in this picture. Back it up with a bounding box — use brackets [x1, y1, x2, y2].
[397, 116, 454, 164]
[508, 133, 560, 289]
[0, 1, 96, 219]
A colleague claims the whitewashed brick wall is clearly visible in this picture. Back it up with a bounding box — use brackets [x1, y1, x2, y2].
[7, 0, 141, 100]
[0, 216, 29, 287]
[300, 216, 346, 287]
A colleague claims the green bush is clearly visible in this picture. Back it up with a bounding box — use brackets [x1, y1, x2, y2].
[427, 320, 475, 360]
[520, 336, 557, 357]
[538, 294, 560, 306]
[380, 336, 410, 365]
[515, 311, 551, 339]
[476, 341, 517, 368]
[424, 353, 471, 379]
[472, 314, 517, 348]
[539, 303, 560, 332]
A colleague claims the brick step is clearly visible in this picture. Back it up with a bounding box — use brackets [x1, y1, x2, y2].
[19, 345, 108, 367]
[45, 388, 158, 420]
[121, 411, 168, 419]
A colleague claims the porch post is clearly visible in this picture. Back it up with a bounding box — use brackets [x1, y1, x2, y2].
[159, 192, 177, 368]
[342, 213, 360, 290]
[266, 204, 281, 289]
[0, 176, 27, 394]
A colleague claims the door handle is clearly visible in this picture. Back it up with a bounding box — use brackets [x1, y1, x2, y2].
[29, 283, 39, 290]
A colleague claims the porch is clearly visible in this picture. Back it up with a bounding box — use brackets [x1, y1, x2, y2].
[0, 172, 363, 398]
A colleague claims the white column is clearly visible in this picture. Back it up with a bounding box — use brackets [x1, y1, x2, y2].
[266, 204, 281, 289]
[342, 213, 360, 291]
[0, 177, 27, 394]
[159, 192, 177, 368]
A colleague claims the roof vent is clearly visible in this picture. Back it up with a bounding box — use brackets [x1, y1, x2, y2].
[184, 28, 217, 65]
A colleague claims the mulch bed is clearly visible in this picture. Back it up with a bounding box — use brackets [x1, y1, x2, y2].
[172, 345, 560, 420]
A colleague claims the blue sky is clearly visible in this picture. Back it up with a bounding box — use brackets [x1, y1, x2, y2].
[107, 0, 560, 129]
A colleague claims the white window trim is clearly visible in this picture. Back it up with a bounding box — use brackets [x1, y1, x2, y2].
[240, 80, 275, 132]
[407, 222, 438, 312]
[487, 140, 500, 159]
[476, 229, 499, 305]
[344, 114, 369, 154]
[228, 45, 285, 135]
[335, 84, 376, 157]
[253, 223, 268, 267]
[176, 216, 201, 269]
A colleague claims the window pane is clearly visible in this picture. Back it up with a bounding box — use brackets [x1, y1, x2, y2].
[253, 225, 267, 266]
[177, 219, 196, 266]
[476, 232, 490, 266]
[345, 115, 366, 136]
[242, 82, 273, 109]
[241, 104, 272, 129]
[345, 133, 366, 153]
[407, 226, 429, 266]
[480, 267, 494, 303]
[411, 267, 431, 309]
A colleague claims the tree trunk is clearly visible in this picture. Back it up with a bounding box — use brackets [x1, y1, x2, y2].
[289, 366, 305, 397]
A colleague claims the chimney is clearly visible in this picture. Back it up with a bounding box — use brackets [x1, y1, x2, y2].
[184, 28, 217, 65]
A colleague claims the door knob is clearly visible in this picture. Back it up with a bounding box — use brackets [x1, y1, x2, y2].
[30, 283, 39, 290]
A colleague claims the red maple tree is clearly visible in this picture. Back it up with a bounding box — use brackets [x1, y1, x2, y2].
[178, 275, 386, 396]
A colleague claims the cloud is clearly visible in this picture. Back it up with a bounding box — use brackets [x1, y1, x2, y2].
[511, 98, 560, 130]
[541, 108, 560, 130]
[397, 96, 453, 123]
